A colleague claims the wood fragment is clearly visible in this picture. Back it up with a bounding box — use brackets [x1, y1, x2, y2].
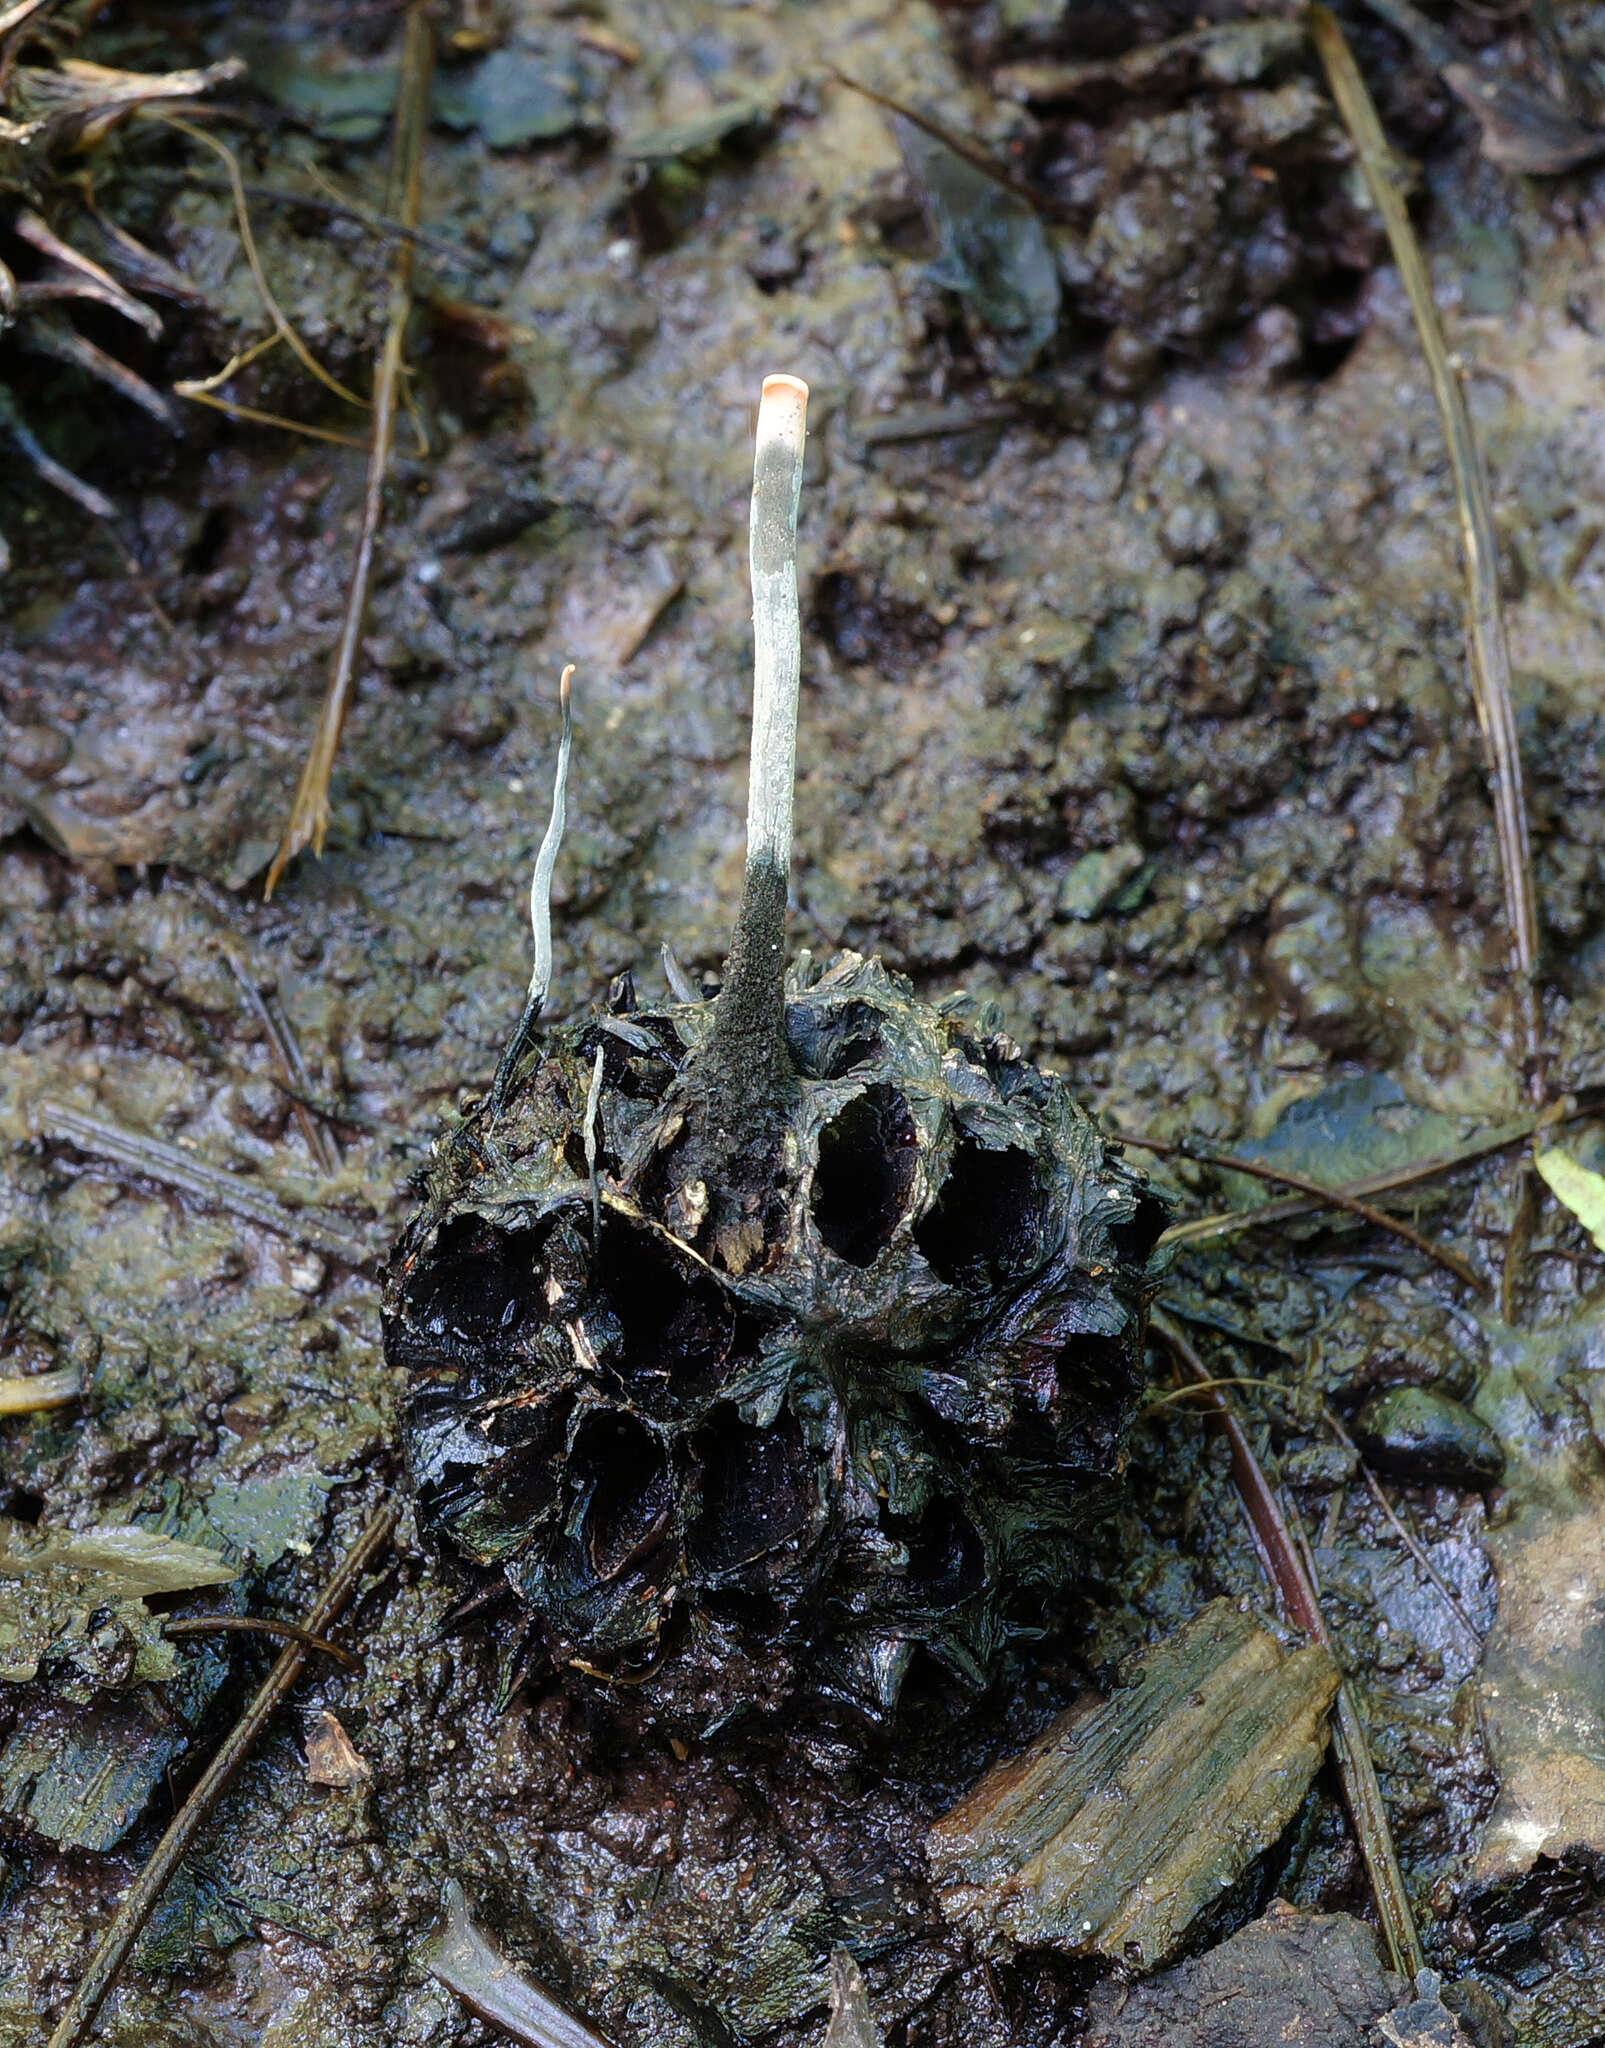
[44, 1499, 396, 2048]
[304, 1706, 373, 1787]
[265, 2, 434, 897]
[1310, 6, 1543, 1101]
[929, 1599, 1338, 1970]
[1153, 1310, 1426, 1980]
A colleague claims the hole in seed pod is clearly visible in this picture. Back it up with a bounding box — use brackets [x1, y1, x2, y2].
[786, 998, 883, 1080]
[1051, 1333, 1136, 1448]
[812, 1084, 919, 1266]
[597, 1220, 739, 1402]
[1105, 1184, 1170, 1266]
[689, 1410, 812, 1576]
[905, 1498, 985, 1608]
[916, 1139, 1044, 1285]
[406, 1214, 543, 1350]
[574, 1412, 674, 1583]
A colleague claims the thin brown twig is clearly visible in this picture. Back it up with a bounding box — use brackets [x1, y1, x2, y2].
[1151, 1310, 1426, 1980]
[1156, 1090, 1605, 1251]
[162, 1614, 360, 1669]
[214, 943, 339, 1176]
[1126, 1130, 1489, 1297]
[45, 1499, 397, 2048]
[1154, 1368, 1485, 1647]
[1309, 6, 1543, 1102]
[265, 2, 433, 898]
[1318, 1404, 1484, 1646]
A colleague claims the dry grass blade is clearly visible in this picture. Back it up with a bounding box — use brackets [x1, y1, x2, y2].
[160, 115, 369, 413]
[265, 2, 433, 899]
[1127, 1130, 1488, 1296]
[1152, 1309, 1427, 1980]
[1309, 5, 1542, 1099]
[44, 1499, 397, 2048]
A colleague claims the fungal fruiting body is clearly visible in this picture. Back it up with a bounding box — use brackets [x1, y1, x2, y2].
[382, 376, 1166, 1725]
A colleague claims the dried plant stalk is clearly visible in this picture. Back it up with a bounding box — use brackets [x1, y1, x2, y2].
[264, 2, 433, 897]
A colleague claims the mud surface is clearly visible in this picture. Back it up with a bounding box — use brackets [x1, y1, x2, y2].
[6, 1, 1605, 2043]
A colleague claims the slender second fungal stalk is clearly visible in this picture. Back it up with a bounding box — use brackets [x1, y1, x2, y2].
[490, 663, 574, 1108]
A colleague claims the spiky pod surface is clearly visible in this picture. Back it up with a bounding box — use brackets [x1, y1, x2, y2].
[384, 953, 1166, 1727]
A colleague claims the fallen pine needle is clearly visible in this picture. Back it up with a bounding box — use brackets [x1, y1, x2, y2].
[1309, 5, 1542, 1101]
[265, 1, 433, 898]
[45, 1498, 397, 2048]
[36, 1098, 377, 1268]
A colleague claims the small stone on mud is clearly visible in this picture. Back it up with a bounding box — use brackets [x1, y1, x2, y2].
[1083, 1901, 1409, 2048]
[1352, 1387, 1505, 1488]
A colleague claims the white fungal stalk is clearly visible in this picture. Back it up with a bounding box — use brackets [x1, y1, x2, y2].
[526, 662, 575, 1015]
[490, 662, 573, 1108]
[745, 374, 809, 888]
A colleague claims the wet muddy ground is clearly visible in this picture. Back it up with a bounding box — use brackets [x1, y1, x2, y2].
[7, 1, 1605, 2043]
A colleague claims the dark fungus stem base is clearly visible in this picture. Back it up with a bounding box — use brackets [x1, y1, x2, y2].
[673, 374, 809, 1262]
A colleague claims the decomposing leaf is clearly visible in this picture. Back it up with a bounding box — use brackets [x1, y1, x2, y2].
[892, 114, 1060, 374]
[433, 45, 590, 148]
[821, 1952, 881, 2048]
[1534, 1142, 1605, 1251]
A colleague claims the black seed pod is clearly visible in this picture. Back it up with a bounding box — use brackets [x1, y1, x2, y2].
[383, 953, 1165, 1723]
[382, 376, 1166, 1726]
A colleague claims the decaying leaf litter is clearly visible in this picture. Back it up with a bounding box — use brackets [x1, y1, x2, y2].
[6, 0, 1605, 2041]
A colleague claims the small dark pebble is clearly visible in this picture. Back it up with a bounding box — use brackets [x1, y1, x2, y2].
[1351, 1386, 1505, 1488]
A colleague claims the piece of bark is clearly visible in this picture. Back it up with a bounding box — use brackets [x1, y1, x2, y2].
[927, 1600, 1338, 1969]
[1083, 1901, 1406, 2048]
